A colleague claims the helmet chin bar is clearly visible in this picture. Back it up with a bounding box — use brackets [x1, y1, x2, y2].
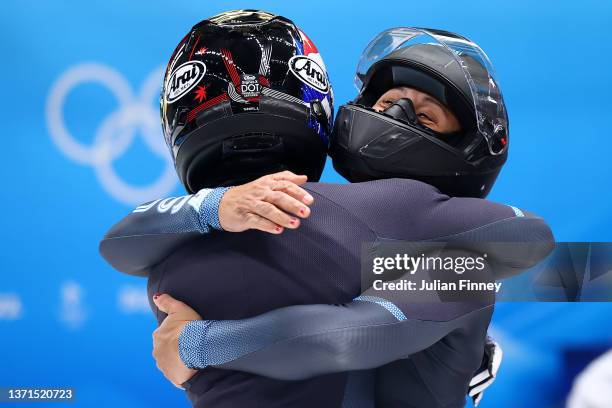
[175, 97, 327, 193]
[330, 104, 506, 198]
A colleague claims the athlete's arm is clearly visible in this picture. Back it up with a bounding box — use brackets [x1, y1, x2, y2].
[176, 243, 546, 381]
[171, 181, 555, 379]
[99, 187, 227, 277]
[311, 179, 556, 280]
[175, 270, 492, 380]
[425, 204, 555, 280]
[99, 171, 313, 276]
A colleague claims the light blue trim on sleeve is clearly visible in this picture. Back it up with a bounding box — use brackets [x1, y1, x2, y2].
[198, 187, 231, 232]
[509, 205, 525, 217]
[179, 320, 214, 369]
[354, 295, 407, 321]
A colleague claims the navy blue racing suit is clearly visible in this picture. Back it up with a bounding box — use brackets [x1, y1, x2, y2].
[100, 179, 554, 408]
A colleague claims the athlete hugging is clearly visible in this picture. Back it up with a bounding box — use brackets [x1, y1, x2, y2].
[100, 10, 554, 408]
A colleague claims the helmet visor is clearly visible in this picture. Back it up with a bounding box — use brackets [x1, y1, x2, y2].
[355, 27, 508, 156]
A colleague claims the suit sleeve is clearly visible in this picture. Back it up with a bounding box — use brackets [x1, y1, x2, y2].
[178, 269, 492, 380]
[177, 181, 555, 379]
[312, 179, 555, 279]
[177, 237, 536, 380]
[99, 187, 229, 276]
[424, 204, 555, 279]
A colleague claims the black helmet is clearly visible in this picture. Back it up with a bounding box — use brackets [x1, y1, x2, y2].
[330, 28, 508, 198]
[161, 10, 333, 193]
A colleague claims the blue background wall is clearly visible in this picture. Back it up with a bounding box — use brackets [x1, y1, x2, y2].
[1, 1, 611, 406]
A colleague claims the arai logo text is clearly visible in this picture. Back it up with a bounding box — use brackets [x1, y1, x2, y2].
[166, 61, 206, 103]
[289, 56, 329, 93]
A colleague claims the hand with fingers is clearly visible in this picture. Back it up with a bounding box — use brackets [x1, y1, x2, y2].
[152, 293, 202, 389]
[218, 170, 314, 234]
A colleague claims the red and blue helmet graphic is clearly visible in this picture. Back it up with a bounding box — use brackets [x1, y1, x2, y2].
[160, 10, 334, 157]
[290, 28, 334, 145]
